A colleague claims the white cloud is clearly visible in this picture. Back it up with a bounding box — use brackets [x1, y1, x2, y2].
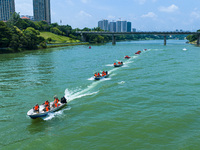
[141, 12, 157, 18]
[191, 11, 200, 19]
[78, 11, 92, 17]
[159, 4, 179, 13]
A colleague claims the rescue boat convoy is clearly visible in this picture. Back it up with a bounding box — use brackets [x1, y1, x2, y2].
[27, 49, 146, 119]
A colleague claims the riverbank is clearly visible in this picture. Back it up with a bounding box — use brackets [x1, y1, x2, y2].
[0, 42, 90, 54]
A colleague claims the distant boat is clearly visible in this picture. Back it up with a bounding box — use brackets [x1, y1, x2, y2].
[183, 48, 187, 51]
[124, 55, 131, 59]
[114, 62, 123, 67]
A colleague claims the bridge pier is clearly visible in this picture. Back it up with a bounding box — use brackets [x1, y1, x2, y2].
[197, 34, 200, 45]
[81, 33, 86, 42]
[112, 34, 116, 45]
[164, 35, 167, 45]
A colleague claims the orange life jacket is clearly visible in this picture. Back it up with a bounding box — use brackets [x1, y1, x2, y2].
[46, 106, 49, 112]
[55, 103, 58, 107]
[45, 101, 49, 106]
[54, 99, 59, 104]
[94, 74, 97, 77]
[34, 105, 39, 111]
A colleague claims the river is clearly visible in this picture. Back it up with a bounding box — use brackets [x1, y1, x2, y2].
[0, 40, 200, 150]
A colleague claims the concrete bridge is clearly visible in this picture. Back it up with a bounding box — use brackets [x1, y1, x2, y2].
[76, 31, 200, 45]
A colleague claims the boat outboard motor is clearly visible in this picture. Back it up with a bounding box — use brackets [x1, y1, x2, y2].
[61, 96, 67, 104]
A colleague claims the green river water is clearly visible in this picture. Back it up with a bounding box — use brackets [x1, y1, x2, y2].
[0, 40, 200, 150]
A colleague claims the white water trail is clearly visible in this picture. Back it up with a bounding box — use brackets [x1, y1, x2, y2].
[65, 81, 101, 103]
[42, 107, 71, 121]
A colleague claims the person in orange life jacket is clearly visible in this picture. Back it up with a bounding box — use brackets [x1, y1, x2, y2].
[94, 73, 97, 77]
[53, 96, 60, 107]
[43, 105, 50, 112]
[44, 100, 49, 106]
[114, 63, 116, 65]
[118, 62, 121, 64]
[33, 104, 39, 113]
[102, 71, 105, 76]
[97, 72, 100, 77]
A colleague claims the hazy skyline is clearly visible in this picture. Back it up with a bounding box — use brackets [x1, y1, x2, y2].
[15, 0, 200, 31]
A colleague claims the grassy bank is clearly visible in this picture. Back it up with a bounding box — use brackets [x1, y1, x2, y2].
[40, 32, 80, 43]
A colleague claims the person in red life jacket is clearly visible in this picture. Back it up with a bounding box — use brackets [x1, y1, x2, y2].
[97, 72, 100, 77]
[118, 62, 121, 65]
[43, 105, 50, 112]
[94, 73, 97, 77]
[102, 71, 105, 76]
[53, 96, 59, 108]
[44, 100, 49, 106]
[114, 63, 117, 65]
[33, 104, 39, 113]
[46, 106, 50, 112]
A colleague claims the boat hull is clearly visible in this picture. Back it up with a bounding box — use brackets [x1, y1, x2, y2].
[94, 74, 109, 80]
[114, 64, 123, 67]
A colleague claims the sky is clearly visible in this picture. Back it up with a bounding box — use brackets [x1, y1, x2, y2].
[15, 0, 200, 31]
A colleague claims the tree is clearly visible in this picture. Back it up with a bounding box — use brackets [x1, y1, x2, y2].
[0, 21, 12, 47]
[50, 27, 62, 35]
[47, 37, 52, 43]
[23, 27, 41, 50]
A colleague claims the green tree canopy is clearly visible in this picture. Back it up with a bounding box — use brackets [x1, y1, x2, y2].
[0, 21, 12, 48]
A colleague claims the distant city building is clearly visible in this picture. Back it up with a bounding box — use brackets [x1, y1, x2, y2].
[127, 22, 131, 32]
[98, 19, 109, 31]
[98, 19, 133, 32]
[132, 28, 136, 32]
[21, 15, 34, 20]
[116, 20, 122, 32]
[0, 0, 15, 21]
[109, 21, 116, 32]
[121, 21, 127, 32]
[33, 0, 51, 24]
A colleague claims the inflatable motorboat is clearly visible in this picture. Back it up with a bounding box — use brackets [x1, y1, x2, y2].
[135, 51, 141, 54]
[27, 97, 67, 119]
[124, 55, 131, 59]
[114, 62, 123, 67]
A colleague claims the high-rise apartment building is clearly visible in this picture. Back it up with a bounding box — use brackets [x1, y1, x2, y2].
[121, 21, 127, 32]
[116, 21, 121, 32]
[0, 0, 15, 21]
[127, 22, 131, 32]
[98, 19, 109, 31]
[109, 22, 116, 32]
[33, 0, 51, 24]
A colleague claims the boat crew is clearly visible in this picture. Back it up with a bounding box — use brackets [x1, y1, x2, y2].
[33, 104, 39, 113]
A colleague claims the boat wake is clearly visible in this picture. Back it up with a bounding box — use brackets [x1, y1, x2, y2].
[64, 82, 100, 103]
[42, 106, 71, 121]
